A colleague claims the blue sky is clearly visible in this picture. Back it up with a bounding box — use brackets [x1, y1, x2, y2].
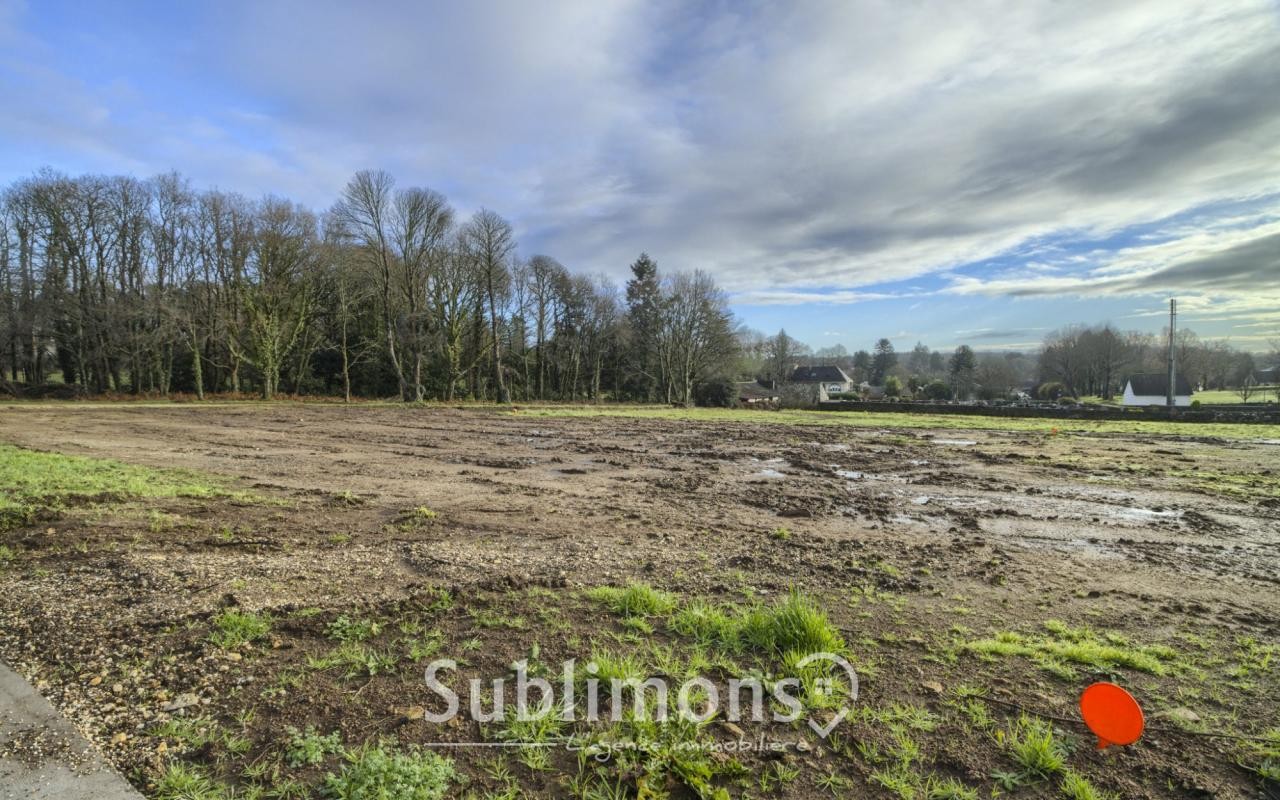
[2, 0, 1278, 354]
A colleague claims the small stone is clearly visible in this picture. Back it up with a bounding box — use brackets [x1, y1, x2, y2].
[921, 681, 944, 695]
[111, 732, 127, 745]
[1157, 707, 1201, 725]
[395, 705, 426, 721]
[89, 676, 103, 687]
[156, 741, 168, 755]
[721, 721, 745, 738]
[226, 652, 242, 662]
[161, 692, 200, 712]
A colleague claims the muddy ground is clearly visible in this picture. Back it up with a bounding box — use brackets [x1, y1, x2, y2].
[0, 403, 1277, 799]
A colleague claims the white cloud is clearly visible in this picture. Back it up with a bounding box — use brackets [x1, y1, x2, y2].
[1, 0, 1278, 329]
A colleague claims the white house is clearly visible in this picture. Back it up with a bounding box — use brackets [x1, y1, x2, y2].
[788, 365, 853, 396]
[1122, 373, 1193, 407]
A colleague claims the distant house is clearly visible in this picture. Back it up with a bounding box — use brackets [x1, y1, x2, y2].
[788, 366, 852, 396]
[859, 382, 886, 401]
[737, 381, 780, 406]
[1121, 373, 1193, 407]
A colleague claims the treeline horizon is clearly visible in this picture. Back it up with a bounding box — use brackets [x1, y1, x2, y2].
[1, 168, 1274, 405]
[0, 168, 736, 404]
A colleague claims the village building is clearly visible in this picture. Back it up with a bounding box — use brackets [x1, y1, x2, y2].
[1121, 373, 1193, 407]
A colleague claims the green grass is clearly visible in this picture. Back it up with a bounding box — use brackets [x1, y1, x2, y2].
[1060, 770, 1119, 800]
[1193, 388, 1277, 404]
[508, 405, 1280, 440]
[585, 582, 678, 618]
[668, 590, 845, 678]
[208, 610, 271, 649]
[153, 761, 230, 800]
[739, 590, 845, 659]
[964, 621, 1176, 678]
[307, 641, 399, 679]
[0, 443, 249, 528]
[1006, 715, 1066, 778]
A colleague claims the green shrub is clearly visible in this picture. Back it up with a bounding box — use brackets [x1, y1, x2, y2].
[922, 380, 953, 401]
[285, 725, 343, 767]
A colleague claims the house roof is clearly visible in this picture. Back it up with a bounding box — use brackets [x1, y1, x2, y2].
[1125, 373, 1193, 396]
[788, 365, 851, 384]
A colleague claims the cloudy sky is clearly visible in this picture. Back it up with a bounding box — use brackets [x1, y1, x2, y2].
[2, 0, 1278, 352]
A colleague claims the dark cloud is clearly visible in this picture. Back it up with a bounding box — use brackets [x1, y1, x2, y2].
[2, 0, 1278, 321]
[1132, 231, 1280, 293]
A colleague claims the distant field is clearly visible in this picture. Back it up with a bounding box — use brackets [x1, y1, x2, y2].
[1079, 389, 1277, 406]
[513, 404, 1280, 440]
[1193, 388, 1277, 404]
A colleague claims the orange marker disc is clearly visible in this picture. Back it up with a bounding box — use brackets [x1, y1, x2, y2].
[1080, 682, 1144, 749]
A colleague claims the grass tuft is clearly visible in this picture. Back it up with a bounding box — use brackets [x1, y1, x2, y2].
[585, 582, 678, 618]
[1060, 771, 1119, 800]
[965, 621, 1174, 677]
[153, 761, 229, 800]
[209, 610, 271, 649]
[739, 590, 845, 659]
[1007, 715, 1066, 778]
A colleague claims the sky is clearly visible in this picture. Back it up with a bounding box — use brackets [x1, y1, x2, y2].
[2, 0, 1278, 354]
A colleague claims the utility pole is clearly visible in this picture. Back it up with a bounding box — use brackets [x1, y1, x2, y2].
[1166, 298, 1176, 409]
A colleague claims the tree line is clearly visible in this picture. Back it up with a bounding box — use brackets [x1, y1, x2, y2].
[3, 168, 1272, 406]
[1037, 324, 1274, 401]
[0, 169, 738, 404]
[741, 326, 1275, 403]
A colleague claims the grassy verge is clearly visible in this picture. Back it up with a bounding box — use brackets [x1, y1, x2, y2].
[0, 443, 251, 529]
[508, 405, 1280, 440]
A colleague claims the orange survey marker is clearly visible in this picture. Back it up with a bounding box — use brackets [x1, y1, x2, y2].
[1080, 682, 1145, 749]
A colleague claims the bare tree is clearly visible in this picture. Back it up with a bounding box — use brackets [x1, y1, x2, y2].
[659, 270, 735, 406]
[462, 209, 515, 404]
[335, 170, 410, 399]
[232, 198, 314, 399]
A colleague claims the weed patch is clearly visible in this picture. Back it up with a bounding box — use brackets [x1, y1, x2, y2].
[964, 621, 1175, 678]
[208, 610, 271, 649]
[325, 743, 457, 800]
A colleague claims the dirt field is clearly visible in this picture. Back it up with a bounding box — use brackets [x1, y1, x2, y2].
[0, 403, 1277, 800]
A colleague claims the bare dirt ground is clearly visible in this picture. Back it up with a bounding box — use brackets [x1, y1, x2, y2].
[0, 403, 1277, 799]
